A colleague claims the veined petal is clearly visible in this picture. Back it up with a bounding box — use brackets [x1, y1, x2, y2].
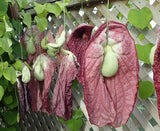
[51, 54, 79, 120]
[67, 24, 93, 83]
[153, 27, 160, 119]
[105, 21, 139, 127]
[41, 54, 56, 114]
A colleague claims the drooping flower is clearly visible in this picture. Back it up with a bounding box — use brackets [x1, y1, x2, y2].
[21, 26, 56, 114]
[47, 26, 79, 120]
[152, 27, 160, 119]
[21, 25, 79, 118]
[51, 53, 79, 120]
[67, 21, 139, 127]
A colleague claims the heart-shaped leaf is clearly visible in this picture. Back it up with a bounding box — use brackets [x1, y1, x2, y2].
[139, 81, 155, 99]
[2, 110, 18, 125]
[136, 43, 154, 64]
[128, 7, 152, 30]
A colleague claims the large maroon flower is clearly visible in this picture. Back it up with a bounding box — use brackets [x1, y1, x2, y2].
[48, 26, 79, 120]
[51, 54, 79, 120]
[68, 21, 139, 127]
[153, 27, 160, 119]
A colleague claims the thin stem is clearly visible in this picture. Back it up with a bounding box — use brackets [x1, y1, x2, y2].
[106, 0, 110, 45]
[60, 48, 70, 55]
[20, 39, 23, 59]
[24, 61, 32, 70]
[15, 83, 20, 118]
[63, 0, 66, 31]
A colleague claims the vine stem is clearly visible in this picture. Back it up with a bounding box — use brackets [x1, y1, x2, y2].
[15, 83, 20, 120]
[63, 0, 66, 32]
[106, 0, 110, 45]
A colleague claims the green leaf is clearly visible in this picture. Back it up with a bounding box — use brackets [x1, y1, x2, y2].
[0, 62, 9, 79]
[0, 85, 4, 101]
[12, 40, 28, 59]
[0, 127, 16, 131]
[136, 43, 154, 64]
[0, 47, 4, 55]
[128, 7, 152, 30]
[148, 23, 152, 29]
[21, 10, 31, 28]
[72, 79, 79, 90]
[6, 93, 18, 109]
[65, 0, 71, 4]
[2, 110, 18, 125]
[9, 53, 15, 61]
[3, 66, 17, 84]
[117, 13, 123, 20]
[138, 33, 145, 41]
[0, 22, 5, 37]
[0, 77, 9, 91]
[72, 109, 84, 119]
[59, 109, 84, 131]
[35, 16, 48, 33]
[13, 59, 22, 72]
[3, 95, 13, 105]
[0, 37, 12, 53]
[66, 119, 83, 131]
[55, 1, 65, 10]
[12, 19, 23, 35]
[3, 16, 13, 32]
[16, 0, 28, 9]
[45, 3, 62, 17]
[59, 117, 83, 131]
[139, 81, 155, 99]
[0, 0, 8, 16]
[34, 2, 46, 15]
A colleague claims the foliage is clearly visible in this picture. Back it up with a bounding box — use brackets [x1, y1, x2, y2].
[139, 81, 155, 99]
[128, 7, 152, 30]
[59, 108, 84, 131]
[136, 43, 154, 64]
[138, 33, 145, 41]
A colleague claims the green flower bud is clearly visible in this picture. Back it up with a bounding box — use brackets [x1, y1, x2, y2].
[27, 37, 36, 55]
[22, 65, 31, 83]
[41, 36, 48, 50]
[34, 62, 44, 81]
